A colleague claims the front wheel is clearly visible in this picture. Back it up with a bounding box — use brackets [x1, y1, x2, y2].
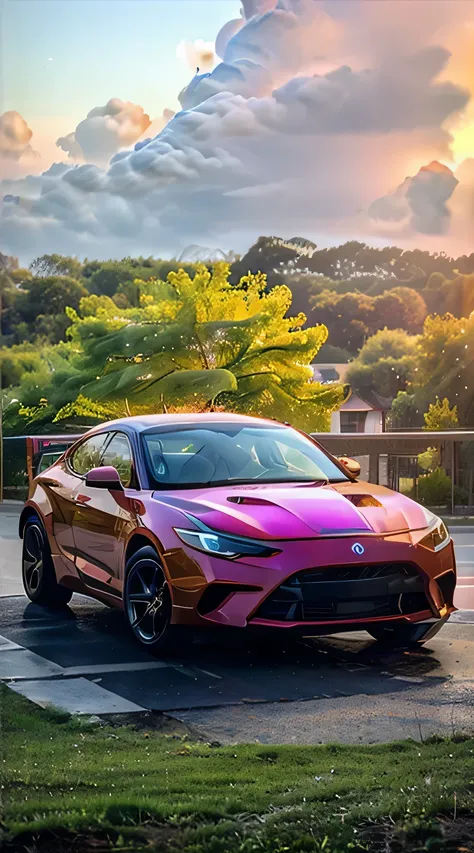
[124, 546, 186, 656]
[22, 518, 72, 607]
[368, 620, 445, 648]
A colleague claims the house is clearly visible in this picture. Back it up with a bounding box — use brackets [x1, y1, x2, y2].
[311, 363, 390, 434]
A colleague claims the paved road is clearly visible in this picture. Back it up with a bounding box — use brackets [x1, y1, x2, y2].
[1, 509, 473, 744]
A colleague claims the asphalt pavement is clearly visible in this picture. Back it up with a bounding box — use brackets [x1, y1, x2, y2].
[1, 507, 473, 744]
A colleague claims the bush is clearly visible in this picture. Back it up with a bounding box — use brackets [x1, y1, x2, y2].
[417, 467, 466, 507]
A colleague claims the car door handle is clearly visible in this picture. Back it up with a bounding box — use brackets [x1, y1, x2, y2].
[38, 477, 61, 488]
[74, 494, 92, 505]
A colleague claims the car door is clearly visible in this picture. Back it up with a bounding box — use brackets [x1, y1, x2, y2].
[37, 433, 109, 564]
[71, 431, 138, 597]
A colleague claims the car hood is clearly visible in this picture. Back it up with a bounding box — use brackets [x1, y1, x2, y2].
[153, 480, 432, 540]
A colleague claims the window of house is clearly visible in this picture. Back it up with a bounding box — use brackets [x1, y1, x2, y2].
[340, 411, 367, 433]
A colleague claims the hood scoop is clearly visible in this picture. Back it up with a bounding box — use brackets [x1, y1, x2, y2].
[345, 494, 383, 509]
[227, 496, 276, 506]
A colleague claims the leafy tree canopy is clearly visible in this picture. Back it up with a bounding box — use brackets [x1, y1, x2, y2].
[346, 329, 419, 403]
[423, 397, 459, 431]
[29, 253, 83, 279]
[4, 264, 344, 435]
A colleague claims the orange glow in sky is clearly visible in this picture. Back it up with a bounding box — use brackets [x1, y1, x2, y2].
[450, 121, 474, 167]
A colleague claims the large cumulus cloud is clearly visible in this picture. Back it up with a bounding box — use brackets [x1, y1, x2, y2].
[369, 161, 459, 235]
[0, 112, 39, 179]
[56, 98, 151, 165]
[1, 0, 474, 261]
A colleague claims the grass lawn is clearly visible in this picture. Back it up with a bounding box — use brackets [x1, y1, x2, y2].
[1, 685, 474, 853]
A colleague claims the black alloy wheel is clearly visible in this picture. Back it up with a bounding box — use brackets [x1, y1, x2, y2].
[22, 518, 72, 607]
[124, 546, 182, 655]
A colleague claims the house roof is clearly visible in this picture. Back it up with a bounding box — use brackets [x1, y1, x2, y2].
[311, 363, 350, 384]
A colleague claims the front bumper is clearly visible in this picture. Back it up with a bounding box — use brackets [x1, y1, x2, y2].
[164, 531, 457, 632]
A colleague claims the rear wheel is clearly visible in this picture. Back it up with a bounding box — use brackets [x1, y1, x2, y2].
[368, 620, 444, 648]
[22, 518, 72, 607]
[124, 546, 188, 656]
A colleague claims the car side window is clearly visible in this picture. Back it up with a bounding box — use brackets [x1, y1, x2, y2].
[69, 434, 109, 476]
[100, 433, 133, 487]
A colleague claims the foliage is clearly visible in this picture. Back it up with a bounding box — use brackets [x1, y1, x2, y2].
[387, 391, 425, 430]
[346, 329, 419, 403]
[423, 397, 459, 431]
[413, 313, 474, 425]
[29, 253, 84, 279]
[4, 264, 344, 434]
[417, 447, 440, 472]
[310, 288, 426, 355]
[234, 237, 474, 287]
[424, 272, 474, 317]
[18, 275, 87, 319]
[416, 468, 454, 507]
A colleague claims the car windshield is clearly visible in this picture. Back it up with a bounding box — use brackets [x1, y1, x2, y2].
[142, 423, 348, 488]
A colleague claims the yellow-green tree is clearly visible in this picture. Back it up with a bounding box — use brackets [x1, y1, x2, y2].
[423, 397, 459, 431]
[7, 264, 344, 433]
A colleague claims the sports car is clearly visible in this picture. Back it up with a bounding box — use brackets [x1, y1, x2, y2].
[20, 413, 457, 653]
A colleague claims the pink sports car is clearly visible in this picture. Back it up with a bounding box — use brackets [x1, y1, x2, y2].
[20, 413, 456, 654]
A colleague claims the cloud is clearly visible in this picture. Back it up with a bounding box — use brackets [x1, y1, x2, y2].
[177, 39, 217, 73]
[1, 0, 474, 261]
[369, 161, 459, 234]
[0, 111, 37, 161]
[56, 98, 151, 165]
[0, 112, 39, 179]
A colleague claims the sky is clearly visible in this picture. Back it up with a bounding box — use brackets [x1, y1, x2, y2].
[1, 0, 240, 162]
[1, 0, 473, 263]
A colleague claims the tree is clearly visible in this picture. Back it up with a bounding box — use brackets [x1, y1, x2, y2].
[7, 264, 344, 434]
[374, 288, 427, 334]
[346, 329, 419, 403]
[86, 258, 200, 299]
[18, 276, 87, 321]
[423, 397, 459, 431]
[310, 287, 427, 355]
[29, 254, 83, 279]
[310, 290, 374, 354]
[388, 391, 424, 430]
[423, 272, 474, 317]
[413, 313, 474, 425]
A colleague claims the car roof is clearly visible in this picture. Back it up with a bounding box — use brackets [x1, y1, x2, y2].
[87, 412, 285, 435]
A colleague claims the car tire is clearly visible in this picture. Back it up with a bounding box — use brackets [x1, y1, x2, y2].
[368, 620, 444, 648]
[22, 517, 73, 608]
[124, 546, 187, 656]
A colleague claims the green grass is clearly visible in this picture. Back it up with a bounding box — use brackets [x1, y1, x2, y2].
[1, 685, 474, 852]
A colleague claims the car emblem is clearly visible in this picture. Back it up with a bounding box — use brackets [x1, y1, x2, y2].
[352, 543, 365, 556]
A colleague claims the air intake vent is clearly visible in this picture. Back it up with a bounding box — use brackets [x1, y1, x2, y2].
[254, 564, 430, 623]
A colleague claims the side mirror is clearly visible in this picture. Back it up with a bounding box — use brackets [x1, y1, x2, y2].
[337, 456, 361, 479]
[85, 466, 123, 491]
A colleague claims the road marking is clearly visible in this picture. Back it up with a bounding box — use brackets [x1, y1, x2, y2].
[8, 677, 145, 715]
[196, 668, 223, 680]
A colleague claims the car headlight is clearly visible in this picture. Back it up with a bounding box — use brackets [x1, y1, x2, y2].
[418, 516, 451, 552]
[174, 521, 280, 560]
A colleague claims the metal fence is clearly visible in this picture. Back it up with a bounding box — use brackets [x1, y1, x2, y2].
[2, 429, 474, 513]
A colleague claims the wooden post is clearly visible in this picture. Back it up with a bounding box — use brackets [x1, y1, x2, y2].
[369, 452, 379, 484]
[451, 440, 455, 515]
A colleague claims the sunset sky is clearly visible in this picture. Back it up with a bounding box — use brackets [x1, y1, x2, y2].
[1, 0, 473, 262]
[2, 0, 240, 163]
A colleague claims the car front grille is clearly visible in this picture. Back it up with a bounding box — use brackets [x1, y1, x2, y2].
[253, 563, 431, 623]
